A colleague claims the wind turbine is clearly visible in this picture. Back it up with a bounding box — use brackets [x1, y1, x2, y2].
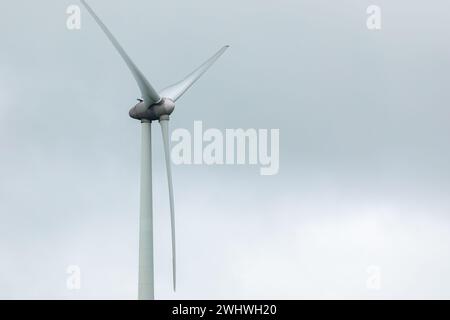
[80, 0, 229, 300]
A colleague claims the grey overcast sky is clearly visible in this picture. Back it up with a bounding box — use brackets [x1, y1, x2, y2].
[1, 0, 450, 299]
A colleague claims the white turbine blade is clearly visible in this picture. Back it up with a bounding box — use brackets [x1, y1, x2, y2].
[81, 0, 161, 105]
[159, 45, 229, 101]
[159, 117, 176, 291]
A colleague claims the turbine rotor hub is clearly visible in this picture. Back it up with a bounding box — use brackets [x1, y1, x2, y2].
[129, 98, 175, 121]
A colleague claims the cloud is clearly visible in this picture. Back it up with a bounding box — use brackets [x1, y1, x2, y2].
[1, 0, 450, 299]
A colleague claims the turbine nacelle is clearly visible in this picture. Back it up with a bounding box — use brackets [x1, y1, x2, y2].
[129, 98, 175, 121]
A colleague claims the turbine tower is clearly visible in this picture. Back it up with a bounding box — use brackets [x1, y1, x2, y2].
[80, 0, 229, 300]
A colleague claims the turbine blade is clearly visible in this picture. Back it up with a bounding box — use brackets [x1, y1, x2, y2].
[159, 117, 176, 291]
[81, 0, 161, 105]
[159, 45, 230, 101]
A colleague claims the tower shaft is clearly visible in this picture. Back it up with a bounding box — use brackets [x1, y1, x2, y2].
[138, 120, 154, 300]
